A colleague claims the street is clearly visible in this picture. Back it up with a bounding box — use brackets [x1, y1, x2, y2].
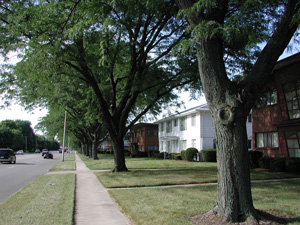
[0, 151, 61, 203]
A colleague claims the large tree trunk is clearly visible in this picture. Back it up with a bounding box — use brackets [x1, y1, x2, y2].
[212, 109, 256, 222]
[197, 36, 257, 222]
[111, 136, 128, 172]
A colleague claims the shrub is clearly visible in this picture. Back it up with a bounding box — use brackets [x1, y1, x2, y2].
[258, 157, 272, 169]
[185, 148, 199, 162]
[201, 149, 217, 162]
[148, 150, 159, 158]
[269, 158, 287, 172]
[285, 158, 300, 173]
[248, 150, 263, 168]
[169, 153, 182, 160]
[181, 150, 186, 160]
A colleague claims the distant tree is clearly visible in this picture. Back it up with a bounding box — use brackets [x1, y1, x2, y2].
[175, 0, 300, 223]
[0, 120, 35, 151]
[0, 127, 13, 148]
[14, 120, 35, 151]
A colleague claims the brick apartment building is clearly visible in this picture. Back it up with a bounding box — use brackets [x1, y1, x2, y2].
[252, 53, 300, 158]
[129, 123, 159, 155]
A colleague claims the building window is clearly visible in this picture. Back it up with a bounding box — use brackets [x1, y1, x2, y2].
[247, 140, 252, 149]
[256, 132, 278, 148]
[160, 123, 164, 132]
[256, 89, 277, 107]
[180, 117, 186, 131]
[148, 145, 159, 151]
[167, 141, 171, 152]
[174, 119, 178, 127]
[141, 130, 144, 137]
[191, 139, 196, 147]
[285, 131, 300, 158]
[148, 129, 158, 136]
[283, 80, 300, 120]
[167, 121, 172, 133]
[181, 140, 186, 150]
[248, 114, 252, 123]
[191, 114, 196, 126]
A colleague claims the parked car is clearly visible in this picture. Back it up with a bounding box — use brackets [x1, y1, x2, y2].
[35, 149, 41, 154]
[41, 149, 48, 156]
[43, 152, 53, 159]
[0, 148, 16, 164]
[16, 150, 24, 155]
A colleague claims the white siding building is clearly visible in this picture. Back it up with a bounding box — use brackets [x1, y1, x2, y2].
[156, 104, 253, 154]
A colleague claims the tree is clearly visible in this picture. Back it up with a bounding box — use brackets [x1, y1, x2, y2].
[175, 0, 300, 223]
[0, 120, 35, 150]
[0, 0, 200, 171]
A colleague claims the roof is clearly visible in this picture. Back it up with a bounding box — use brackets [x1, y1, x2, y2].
[273, 52, 300, 71]
[131, 123, 158, 129]
[155, 103, 209, 123]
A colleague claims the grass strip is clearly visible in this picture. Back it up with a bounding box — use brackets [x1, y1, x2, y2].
[0, 174, 75, 225]
[96, 168, 300, 188]
[78, 153, 204, 170]
[50, 152, 76, 171]
[109, 180, 300, 225]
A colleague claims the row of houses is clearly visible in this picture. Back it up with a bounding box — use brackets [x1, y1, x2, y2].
[128, 53, 300, 159]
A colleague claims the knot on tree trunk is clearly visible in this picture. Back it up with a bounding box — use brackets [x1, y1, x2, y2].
[218, 106, 234, 125]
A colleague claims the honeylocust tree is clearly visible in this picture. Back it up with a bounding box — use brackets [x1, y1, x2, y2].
[0, 0, 200, 171]
[175, 0, 300, 223]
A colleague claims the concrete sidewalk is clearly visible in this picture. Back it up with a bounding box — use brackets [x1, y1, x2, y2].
[74, 153, 131, 225]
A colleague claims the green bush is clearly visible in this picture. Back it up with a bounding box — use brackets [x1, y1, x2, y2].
[248, 150, 263, 168]
[285, 158, 300, 173]
[181, 150, 186, 160]
[269, 158, 287, 172]
[201, 149, 216, 162]
[169, 153, 182, 160]
[185, 148, 199, 162]
[258, 157, 272, 169]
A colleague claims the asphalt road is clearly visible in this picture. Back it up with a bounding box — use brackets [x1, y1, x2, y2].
[0, 151, 62, 204]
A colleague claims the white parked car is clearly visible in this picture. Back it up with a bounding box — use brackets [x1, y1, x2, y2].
[16, 150, 24, 155]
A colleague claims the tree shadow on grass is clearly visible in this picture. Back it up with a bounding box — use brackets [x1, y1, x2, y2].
[257, 210, 300, 224]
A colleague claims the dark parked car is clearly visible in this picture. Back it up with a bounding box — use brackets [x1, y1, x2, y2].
[35, 149, 41, 154]
[41, 149, 49, 156]
[0, 148, 16, 164]
[43, 152, 53, 159]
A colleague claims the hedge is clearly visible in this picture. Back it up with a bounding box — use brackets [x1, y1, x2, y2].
[185, 148, 198, 161]
[201, 149, 216, 162]
[258, 157, 300, 173]
[258, 157, 272, 169]
[169, 153, 182, 160]
[181, 150, 186, 160]
[269, 158, 287, 172]
[285, 158, 300, 173]
[248, 150, 263, 168]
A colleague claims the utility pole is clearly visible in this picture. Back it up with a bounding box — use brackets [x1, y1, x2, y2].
[25, 136, 28, 152]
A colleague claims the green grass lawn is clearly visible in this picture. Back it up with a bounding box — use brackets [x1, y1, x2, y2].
[79, 153, 205, 170]
[49, 152, 76, 171]
[79, 153, 300, 188]
[0, 174, 75, 225]
[2, 152, 298, 225]
[109, 180, 300, 225]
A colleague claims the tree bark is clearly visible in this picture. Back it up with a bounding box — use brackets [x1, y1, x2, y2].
[111, 135, 128, 172]
[197, 36, 257, 222]
[212, 112, 256, 222]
